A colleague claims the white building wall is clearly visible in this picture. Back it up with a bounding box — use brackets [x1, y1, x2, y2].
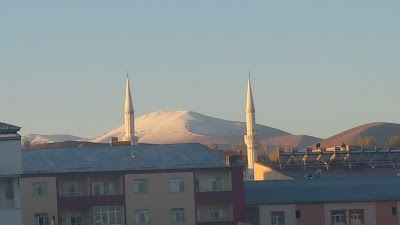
[0, 208, 22, 225]
[0, 137, 22, 225]
[0, 139, 22, 175]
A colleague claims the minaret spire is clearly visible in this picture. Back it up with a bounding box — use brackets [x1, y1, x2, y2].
[244, 75, 257, 180]
[123, 72, 138, 145]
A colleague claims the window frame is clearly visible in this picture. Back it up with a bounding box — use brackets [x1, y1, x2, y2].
[32, 182, 48, 197]
[331, 210, 347, 225]
[91, 182, 105, 196]
[133, 179, 148, 193]
[92, 205, 124, 225]
[209, 207, 224, 221]
[169, 178, 184, 193]
[170, 208, 185, 223]
[349, 209, 364, 224]
[135, 209, 150, 224]
[208, 177, 223, 191]
[34, 213, 50, 225]
[270, 211, 285, 225]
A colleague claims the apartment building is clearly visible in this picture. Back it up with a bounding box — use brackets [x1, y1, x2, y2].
[245, 177, 400, 225]
[0, 122, 23, 225]
[21, 143, 245, 225]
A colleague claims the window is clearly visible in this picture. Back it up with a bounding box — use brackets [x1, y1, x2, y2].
[209, 208, 223, 221]
[296, 210, 301, 219]
[33, 182, 47, 197]
[392, 207, 397, 215]
[349, 209, 364, 224]
[107, 182, 116, 195]
[135, 209, 149, 224]
[34, 213, 49, 225]
[171, 208, 185, 223]
[65, 182, 79, 196]
[134, 179, 148, 193]
[169, 178, 184, 192]
[70, 216, 82, 225]
[92, 205, 124, 225]
[6, 180, 14, 199]
[92, 182, 105, 195]
[271, 211, 284, 225]
[208, 177, 223, 191]
[331, 210, 346, 225]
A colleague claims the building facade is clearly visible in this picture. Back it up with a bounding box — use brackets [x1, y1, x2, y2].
[21, 144, 245, 225]
[245, 177, 400, 225]
[0, 122, 23, 225]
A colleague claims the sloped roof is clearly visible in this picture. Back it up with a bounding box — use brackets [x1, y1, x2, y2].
[245, 176, 400, 205]
[0, 122, 21, 140]
[0, 122, 20, 132]
[23, 143, 228, 174]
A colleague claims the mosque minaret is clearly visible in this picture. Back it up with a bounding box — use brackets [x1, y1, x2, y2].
[244, 75, 258, 180]
[122, 73, 138, 145]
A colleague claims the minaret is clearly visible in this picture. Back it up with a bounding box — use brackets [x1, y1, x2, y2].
[244, 75, 258, 180]
[123, 73, 138, 145]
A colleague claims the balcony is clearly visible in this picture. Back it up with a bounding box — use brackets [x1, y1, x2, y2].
[59, 208, 90, 225]
[197, 221, 236, 225]
[57, 174, 124, 209]
[195, 191, 234, 204]
[58, 195, 124, 209]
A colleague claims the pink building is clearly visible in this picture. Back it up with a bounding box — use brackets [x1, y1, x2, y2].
[245, 177, 400, 225]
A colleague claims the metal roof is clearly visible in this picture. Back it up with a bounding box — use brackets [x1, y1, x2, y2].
[257, 161, 400, 179]
[23, 143, 228, 174]
[0, 122, 20, 133]
[245, 176, 400, 205]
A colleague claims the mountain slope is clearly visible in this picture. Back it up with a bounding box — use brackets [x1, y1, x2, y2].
[310, 122, 400, 148]
[22, 134, 84, 144]
[261, 135, 322, 150]
[92, 110, 290, 144]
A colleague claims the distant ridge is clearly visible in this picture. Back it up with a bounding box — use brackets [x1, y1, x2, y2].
[92, 110, 289, 144]
[261, 135, 322, 150]
[308, 122, 400, 148]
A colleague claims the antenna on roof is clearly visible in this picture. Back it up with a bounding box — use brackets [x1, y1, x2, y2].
[131, 149, 137, 158]
[315, 168, 322, 179]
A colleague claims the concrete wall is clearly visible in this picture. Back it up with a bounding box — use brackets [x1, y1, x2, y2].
[125, 172, 196, 225]
[259, 204, 296, 225]
[296, 203, 324, 225]
[375, 201, 398, 225]
[254, 163, 293, 181]
[324, 202, 376, 225]
[21, 177, 58, 225]
[0, 139, 22, 175]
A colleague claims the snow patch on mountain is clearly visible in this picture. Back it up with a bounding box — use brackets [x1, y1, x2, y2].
[92, 110, 289, 144]
[22, 134, 84, 144]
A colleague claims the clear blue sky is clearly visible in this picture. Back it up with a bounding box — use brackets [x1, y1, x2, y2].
[1, 1, 399, 139]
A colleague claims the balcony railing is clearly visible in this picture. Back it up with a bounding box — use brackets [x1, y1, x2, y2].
[58, 195, 124, 209]
[59, 191, 119, 197]
[195, 191, 233, 204]
[61, 224, 85, 225]
[197, 221, 235, 225]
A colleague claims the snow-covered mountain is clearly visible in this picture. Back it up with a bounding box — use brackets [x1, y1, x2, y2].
[92, 110, 289, 144]
[22, 134, 84, 145]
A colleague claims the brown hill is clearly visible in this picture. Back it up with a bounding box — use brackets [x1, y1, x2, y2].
[309, 122, 400, 148]
[261, 135, 322, 150]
